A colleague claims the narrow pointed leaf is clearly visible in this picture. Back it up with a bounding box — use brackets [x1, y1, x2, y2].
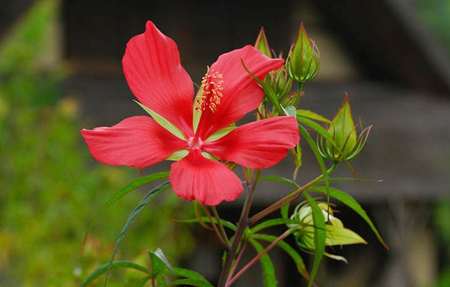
[84, 172, 170, 243]
[307, 186, 388, 249]
[136, 276, 152, 287]
[149, 248, 174, 276]
[82, 261, 150, 287]
[260, 175, 300, 189]
[249, 239, 278, 287]
[250, 218, 301, 235]
[251, 234, 309, 280]
[178, 216, 237, 232]
[165, 279, 214, 287]
[298, 125, 330, 195]
[104, 181, 171, 285]
[241, 60, 283, 115]
[297, 109, 331, 124]
[304, 192, 326, 287]
[173, 267, 212, 282]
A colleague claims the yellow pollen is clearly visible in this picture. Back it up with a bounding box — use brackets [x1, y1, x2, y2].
[196, 68, 224, 113]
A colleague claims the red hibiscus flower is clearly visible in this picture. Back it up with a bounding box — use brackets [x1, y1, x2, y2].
[81, 21, 299, 206]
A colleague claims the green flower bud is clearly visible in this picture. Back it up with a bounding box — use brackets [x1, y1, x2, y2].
[265, 66, 293, 99]
[254, 27, 272, 58]
[289, 200, 367, 262]
[318, 94, 372, 161]
[286, 23, 320, 83]
[254, 27, 293, 101]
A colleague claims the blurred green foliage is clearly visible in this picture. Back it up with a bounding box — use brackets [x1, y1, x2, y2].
[0, 0, 194, 286]
[414, 0, 450, 53]
[432, 200, 450, 287]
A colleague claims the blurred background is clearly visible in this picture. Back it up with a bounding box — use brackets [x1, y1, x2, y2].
[1, 0, 450, 286]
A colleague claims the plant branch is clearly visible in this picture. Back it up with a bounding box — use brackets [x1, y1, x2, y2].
[217, 169, 261, 287]
[226, 229, 293, 287]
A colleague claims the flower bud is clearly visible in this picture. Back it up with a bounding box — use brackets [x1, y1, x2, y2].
[318, 94, 372, 161]
[286, 23, 320, 83]
[254, 27, 293, 101]
[254, 27, 272, 58]
[289, 200, 366, 262]
[265, 66, 293, 99]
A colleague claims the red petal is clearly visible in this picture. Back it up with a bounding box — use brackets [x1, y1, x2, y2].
[197, 46, 284, 139]
[81, 116, 188, 168]
[169, 150, 243, 206]
[123, 21, 194, 138]
[202, 116, 299, 168]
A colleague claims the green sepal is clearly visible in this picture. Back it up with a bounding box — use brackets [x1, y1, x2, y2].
[135, 100, 186, 141]
[205, 126, 235, 142]
[324, 225, 367, 246]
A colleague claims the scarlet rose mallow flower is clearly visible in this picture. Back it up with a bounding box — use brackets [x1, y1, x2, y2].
[81, 21, 299, 206]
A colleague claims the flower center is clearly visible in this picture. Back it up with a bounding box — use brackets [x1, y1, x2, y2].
[196, 68, 224, 113]
[188, 136, 203, 150]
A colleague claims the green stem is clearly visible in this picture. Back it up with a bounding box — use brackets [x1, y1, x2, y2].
[212, 206, 230, 247]
[217, 169, 261, 287]
[203, 205, 228, 250]
[226, 229, 293, 287]
[293, 82, 304, 107]
[249, 162, 338, 225]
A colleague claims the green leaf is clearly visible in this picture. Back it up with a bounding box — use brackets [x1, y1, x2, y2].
[250, 218, 301, 235]
[260, 175, 300, 189]
[149, 248, 174, 276]
[298, 125, 330, 195]
[252, 234, 309, 280]
[249, 239, 278, 287]
[292, 144, 302, 181]
[304, 192, 326, 287]
[282, 105, 297, 117]
[297, 116, 335, 149]
[178, 216, 237, 232]
[297, 109, 331, 124]
[82, 261, 150, 287]
[104, 180, 171, 285]
[307, 186, 388, 249]
[165, 279, 214, 287]
[136, 276, 152, 287]
[156, 276, 167, 286]
[135, 100, 186, 140]
[84, 172, 170, 243]
[241, 59, 283, 115]
[173, 268, 211, 282]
